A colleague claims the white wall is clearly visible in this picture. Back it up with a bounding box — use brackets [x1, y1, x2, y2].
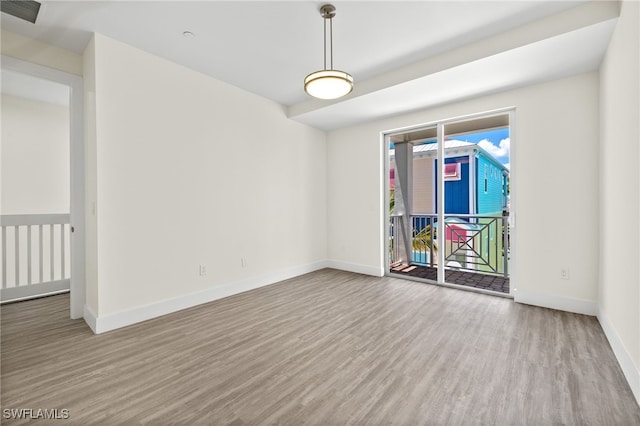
[1, 94, 70, 214]
[327, 72, 600, 311]
[85, 34, 327, 325]
[599, 0, 640, 403]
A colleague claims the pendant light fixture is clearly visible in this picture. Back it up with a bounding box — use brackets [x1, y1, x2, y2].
[304, 4, 354, 100]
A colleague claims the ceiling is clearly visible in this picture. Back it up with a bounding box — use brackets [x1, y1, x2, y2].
[1, 1, 619, 130]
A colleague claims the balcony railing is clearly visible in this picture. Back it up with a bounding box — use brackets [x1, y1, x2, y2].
[1, 214, 71, 302]
[390, 213, 509, 278]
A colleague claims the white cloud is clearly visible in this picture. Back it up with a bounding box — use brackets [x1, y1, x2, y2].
[478, 138, 510, 160]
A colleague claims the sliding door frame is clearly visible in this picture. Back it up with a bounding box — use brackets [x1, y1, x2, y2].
[383, 107, 516, 296]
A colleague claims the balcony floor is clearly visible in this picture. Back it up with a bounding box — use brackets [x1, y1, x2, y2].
[390, 264, 510, 294]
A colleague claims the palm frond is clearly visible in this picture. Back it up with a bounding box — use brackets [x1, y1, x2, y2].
[412, 225, 437, 252]
[389, 190, 395, 213]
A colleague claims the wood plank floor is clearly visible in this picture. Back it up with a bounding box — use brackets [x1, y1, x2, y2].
[2, 269, 639, 425]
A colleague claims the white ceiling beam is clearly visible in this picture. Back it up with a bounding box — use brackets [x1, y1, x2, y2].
[287, 1, 620, 120]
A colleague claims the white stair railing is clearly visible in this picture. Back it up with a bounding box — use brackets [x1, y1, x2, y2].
[1, 214, 71, 303]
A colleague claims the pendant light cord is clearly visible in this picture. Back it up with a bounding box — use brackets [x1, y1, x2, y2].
[323, 14, 334, 71]
[330, 17, 333, 70]
[323, 15, 327, 70]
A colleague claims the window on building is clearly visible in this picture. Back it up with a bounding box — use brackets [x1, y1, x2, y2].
[444, 162, 461, 181]
[484, 165, 488, 193]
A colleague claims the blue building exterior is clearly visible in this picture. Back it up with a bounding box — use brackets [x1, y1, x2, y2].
[442, 157, 471, 214]
[425, 142, 508, 216]
[475, 154, 508, 214]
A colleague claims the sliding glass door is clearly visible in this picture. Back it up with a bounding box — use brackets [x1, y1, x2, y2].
[386, 110, 512, 295]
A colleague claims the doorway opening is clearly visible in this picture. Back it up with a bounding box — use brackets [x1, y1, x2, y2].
[0, 56, 85, 319]
[1, 69, 71, 303]
[386, 110, 513, 296]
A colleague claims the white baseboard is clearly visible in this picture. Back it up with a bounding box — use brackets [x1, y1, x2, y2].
[597, 308, 640, 406]
[1, 279, 70, 303]
[87, 260, 329, 334]
[514, 289, 598, 316]
[83, 304, 98, 334]
[326, 260, 384, 277]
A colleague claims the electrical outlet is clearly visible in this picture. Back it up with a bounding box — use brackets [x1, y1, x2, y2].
[560, 269, 569, 280]
[199, 264, 207, 276]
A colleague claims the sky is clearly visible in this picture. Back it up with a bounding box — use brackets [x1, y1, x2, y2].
[448, 128, 510, 168]
[389, 127, 511, 168]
